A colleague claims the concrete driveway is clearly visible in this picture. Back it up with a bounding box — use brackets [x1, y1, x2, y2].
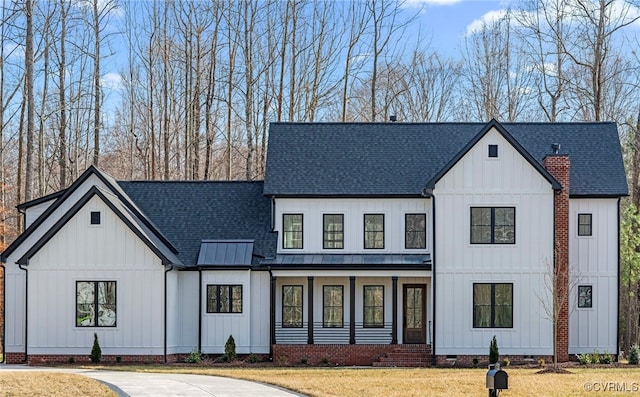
[1, 365, 303, 397]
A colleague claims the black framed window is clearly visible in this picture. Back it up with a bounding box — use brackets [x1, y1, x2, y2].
[76, 281, 116, 327]
[405, 213, 426, 249]
[323, 214, 344, 249]
[471, 207, 515, 244]
[323, 286, 343, 327]
[207, 285, 243, 313]
[473, 283, 513, 328]
[90, 211, 101, 225]
[283, 214, 303, 249]
[578, 285, 592, 308]
[282, 285, 303, 327]
[578, 213, 592, 236]
[364, 214, 384, 249]
[488, 144, 498, 158]
[363, 285, 384, 328]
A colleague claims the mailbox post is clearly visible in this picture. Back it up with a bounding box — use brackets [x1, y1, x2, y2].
[486, 363, 508, 397]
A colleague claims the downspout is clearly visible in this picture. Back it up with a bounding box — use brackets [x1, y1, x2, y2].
[430, 194, 436, 366]
[163, 264, 173, 364]
[1, 263, 5, 363]
[617, 197, 621, 359]
[18, 263, 28, 363]
[198, 269, 202, 353]
[268, 268, 274, 359]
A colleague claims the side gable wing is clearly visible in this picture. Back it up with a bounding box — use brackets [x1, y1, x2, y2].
[16, 186, 182, 267]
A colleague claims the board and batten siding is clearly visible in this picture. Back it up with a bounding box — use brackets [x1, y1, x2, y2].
[200, 270, 270, 354]
[434, 127, 555, 356]
[24, 198, 58, 228]
[569, 198, 618, 355]
[274, 198, 431, 253]
[12, 195, 171, 356]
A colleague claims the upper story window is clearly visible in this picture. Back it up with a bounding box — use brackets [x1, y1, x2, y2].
[488, 144, 499, 158]
[76, 281, 116, 327]
[364, 214, 384, 249]
[470, 207, 515, 244]
[577, 213, 592, 236]
[207, 285, 243, 313]
[283, 214, 303, 249]
[90, 211, 101, 225]
[405, 213, 426, 249]
[473, 283, 513, 328]
[323, 214, 344, 249]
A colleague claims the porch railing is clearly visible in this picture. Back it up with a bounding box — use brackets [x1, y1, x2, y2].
[275, 322, 393, 344]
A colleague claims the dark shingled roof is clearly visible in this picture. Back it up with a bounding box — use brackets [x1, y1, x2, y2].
[263, 121, 628, 197]
[118, 181, 276, 267]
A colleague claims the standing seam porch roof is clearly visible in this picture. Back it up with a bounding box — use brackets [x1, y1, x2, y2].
[263, 121, 628, 197]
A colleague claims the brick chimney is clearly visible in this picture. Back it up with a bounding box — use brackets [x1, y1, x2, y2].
[543, 153, 570, 363]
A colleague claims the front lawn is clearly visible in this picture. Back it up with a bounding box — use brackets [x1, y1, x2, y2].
[0, 372, 117, 397]
[91, 365, 640, 397]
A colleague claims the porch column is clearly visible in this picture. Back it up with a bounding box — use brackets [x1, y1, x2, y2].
[307, 276, 314, 344]
[270, 275, 276, 346]
[349, 276, 356, 344]
[392, 276, 398, 344]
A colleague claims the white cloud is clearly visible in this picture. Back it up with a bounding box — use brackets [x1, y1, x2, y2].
[101, 72, 122, 90]
[465, 9, 508, 36]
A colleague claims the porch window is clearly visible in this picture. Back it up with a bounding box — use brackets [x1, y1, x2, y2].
[364, 214, 384, 249]
[363, 285, 384, 328]
[578, 213, 592, 236]
[283, 214, 303, 249]
[323, 214, 344, 249]
[282, 285, 303, 327]
[76, 281, 116, 327]
[405, 214, 426, 249]
[207, 285, 243, 313]
[473, 283, 513, 328]
[323, 286, 343, 327]
[470, 207, 515, 244]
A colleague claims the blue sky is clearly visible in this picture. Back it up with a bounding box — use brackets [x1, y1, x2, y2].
[407, 0, 508, 55]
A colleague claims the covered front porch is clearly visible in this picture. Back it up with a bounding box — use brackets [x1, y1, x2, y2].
[266, 256, 432, 365]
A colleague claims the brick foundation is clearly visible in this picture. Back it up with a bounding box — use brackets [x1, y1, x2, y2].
[273, 344, 403, 366]
[434, 355, 554, 367]
[5, 353, 181, 365]
[543, 154, 570, 363]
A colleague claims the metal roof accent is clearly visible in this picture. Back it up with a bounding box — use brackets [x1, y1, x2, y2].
[261, 254, 431, 269]
[197, 240, 254, 266]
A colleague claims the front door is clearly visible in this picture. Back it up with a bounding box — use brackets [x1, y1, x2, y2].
[403, 284, 426, 344]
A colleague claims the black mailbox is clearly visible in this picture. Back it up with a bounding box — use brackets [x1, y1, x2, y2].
[486, 364, 508, 397]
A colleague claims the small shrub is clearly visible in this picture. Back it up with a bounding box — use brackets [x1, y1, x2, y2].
[68, 356, 75, 364]
[300, 357, 308, 365]
[115, 356, 122, 364]
[248, 353, 259, 363]
[472, 357, 479, 366]
[224, 335, 237, 362]
[629, 344, 640, 365]
[601, 351, 613, 364]
[184, 348, 203, 364]
[502, 357, 510, 367]
[489, 335, 499, 364]
[538, 358, 545, 368]
[578, 352, 592, 365]
[321, 357, 329, 365]
[590, 351, 601, 364]
[90, 333, 102, 364]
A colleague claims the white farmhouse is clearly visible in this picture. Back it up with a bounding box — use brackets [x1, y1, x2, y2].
[1, 120, 627, 366]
